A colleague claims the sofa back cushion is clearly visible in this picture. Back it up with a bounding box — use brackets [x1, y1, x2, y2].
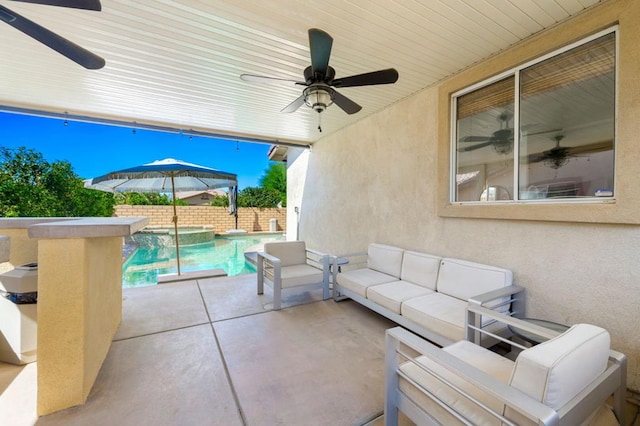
[400, 251, 442, 290]
[367, 244, 404, 278]
[264, 241, 307, 267]
[436, 258, 512, 301]
[506, 324, 610, 423]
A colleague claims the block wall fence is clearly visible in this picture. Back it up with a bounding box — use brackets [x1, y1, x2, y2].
[114, 205, 287, 233]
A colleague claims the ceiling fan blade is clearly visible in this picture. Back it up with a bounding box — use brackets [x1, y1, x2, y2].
[308, 28, 332, 79]
[331, 68, 399, 88]
[0, 5, 105, 69]
[460, 136, 491, 142]
[9, 0, 101, 11]
[333, 90, 361, 115]
[281, 95, 306, 113]
[458, 141, 494, 152]
[240, 74, 304, 86]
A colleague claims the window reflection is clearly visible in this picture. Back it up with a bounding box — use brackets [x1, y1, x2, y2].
[456, 77, 515, 202]
[453, 31, 615, 203]
[519, 33, 615, 199]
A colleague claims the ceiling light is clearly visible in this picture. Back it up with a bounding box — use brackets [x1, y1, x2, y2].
[304, 85, 334, 113]
[544, 156, 570, 169]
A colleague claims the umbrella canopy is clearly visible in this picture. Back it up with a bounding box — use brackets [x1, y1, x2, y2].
[85, 158, 238, 276]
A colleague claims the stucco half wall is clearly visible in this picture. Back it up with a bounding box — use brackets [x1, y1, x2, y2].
[288, 0, 640, 392]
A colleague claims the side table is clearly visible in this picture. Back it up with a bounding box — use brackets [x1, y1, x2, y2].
[509, 318, 570, 345]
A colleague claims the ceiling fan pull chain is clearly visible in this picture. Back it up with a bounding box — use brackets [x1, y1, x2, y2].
[318, 112, 323, 132]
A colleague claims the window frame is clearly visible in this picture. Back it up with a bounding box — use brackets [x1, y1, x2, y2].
[449, 26, 618, 205]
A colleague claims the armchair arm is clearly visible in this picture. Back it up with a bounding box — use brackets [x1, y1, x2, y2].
[386, 327, 559, 425]
[256, 251, 281, 296]
[306, 248, 328, 258]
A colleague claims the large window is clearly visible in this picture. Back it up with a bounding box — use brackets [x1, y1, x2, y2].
[452, 29, 616, 203]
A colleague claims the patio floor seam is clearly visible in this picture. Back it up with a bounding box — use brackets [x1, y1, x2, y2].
[111, 321, 211, 342]
[196, 281, 248, 425]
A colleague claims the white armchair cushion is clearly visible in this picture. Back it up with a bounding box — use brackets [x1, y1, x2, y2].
[278, 264, 324, 289]
[507, 324, 611, 421]
[367, 243, 404, 278]
[400, 251, 441, 290]
[336, 268, 396, 297]
[436, 258, 513, 305]
[399, 340, 514, 426]
[366, 281, 434, 314]
[264, 241, 307, 266]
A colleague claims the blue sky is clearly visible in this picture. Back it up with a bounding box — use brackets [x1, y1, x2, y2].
[0, 111, 272, 189]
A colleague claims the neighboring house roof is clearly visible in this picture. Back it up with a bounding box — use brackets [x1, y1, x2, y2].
[176, 189, 227, 200]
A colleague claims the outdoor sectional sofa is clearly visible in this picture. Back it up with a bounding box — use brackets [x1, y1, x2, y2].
[333, 243, 525, 347]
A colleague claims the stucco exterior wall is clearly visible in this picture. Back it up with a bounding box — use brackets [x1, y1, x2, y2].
[289, 0, 640, 391]
[114, 205, 286, 233]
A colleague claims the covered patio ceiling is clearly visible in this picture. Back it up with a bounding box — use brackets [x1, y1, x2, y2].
[0, 0, 603, 146]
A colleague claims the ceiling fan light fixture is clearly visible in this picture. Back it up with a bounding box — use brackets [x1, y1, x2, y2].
[493, 141, 513, 155]
[304, 85, 334, 113]
[544, 156, 570, 169]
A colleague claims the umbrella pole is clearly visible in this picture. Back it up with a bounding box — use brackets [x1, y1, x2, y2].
[171, 175, 181, 275]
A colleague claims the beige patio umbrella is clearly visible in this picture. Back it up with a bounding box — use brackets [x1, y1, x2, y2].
[85, 158, 237, 275]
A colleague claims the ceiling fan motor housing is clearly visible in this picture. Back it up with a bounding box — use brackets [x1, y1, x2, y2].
[304, 65, 335, 85]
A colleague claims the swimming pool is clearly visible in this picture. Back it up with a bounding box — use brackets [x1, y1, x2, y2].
[122, 232, 285, 287]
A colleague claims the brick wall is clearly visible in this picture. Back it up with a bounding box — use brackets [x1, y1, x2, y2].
[114, 205, 286, 232]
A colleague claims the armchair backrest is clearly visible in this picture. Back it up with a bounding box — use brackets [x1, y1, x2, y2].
[506, 323, 611, 424]
[264, 241, 307, 266]
[367, 243, 404, 278]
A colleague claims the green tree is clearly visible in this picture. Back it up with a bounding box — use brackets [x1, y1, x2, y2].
[237, 187, 283, 208]
[258, 162, 286, 207]
[114, 192, 181, 205]
[0, 146, 115, 217]
[210, 194, 229, 207]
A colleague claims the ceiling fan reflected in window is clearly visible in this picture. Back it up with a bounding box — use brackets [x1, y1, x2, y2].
[526, 135, 614, 170]
[458, 112, 516, 155]
[538, 135, 572, 169]
[458, 111, 562, 156]
[240, 28, 399, 132]
[0, 0, 105, 69]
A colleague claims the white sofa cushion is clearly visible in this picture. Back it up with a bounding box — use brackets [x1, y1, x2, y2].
[336, 268, 396, 297]
[506, 324, 611, 424]
[264, 241, 307, 266]
[400, 251, 441, 290]
[399, 340, 514, 426]
[436, 258, 513, 303]
[401, 293, 468, 342]
[366, 281, 434, 314]
[367, 243, 404, 278]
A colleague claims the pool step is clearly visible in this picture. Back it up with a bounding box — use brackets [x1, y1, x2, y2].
[157, 268, 227, 284]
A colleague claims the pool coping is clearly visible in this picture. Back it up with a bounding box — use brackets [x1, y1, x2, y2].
[157, 268, 228, 284]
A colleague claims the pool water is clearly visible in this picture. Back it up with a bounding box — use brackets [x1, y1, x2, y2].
[122, 233, 284, 287]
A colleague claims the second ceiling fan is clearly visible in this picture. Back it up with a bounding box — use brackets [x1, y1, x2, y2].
[0, 0, 105, 69]
[241, 28, 399, 125]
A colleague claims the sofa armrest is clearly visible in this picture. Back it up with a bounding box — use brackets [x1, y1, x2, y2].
[468, 284, 524, 306]
[333, 251, 368, 272]
[469, 284, 526, 315]
[385, 326, 559, 425]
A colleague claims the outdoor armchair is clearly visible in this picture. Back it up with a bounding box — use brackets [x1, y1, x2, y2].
[385, 304, 627, 426]
[257, 241, 330, 310]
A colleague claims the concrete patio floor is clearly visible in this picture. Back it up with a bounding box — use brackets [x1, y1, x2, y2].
[0, 273, 402, 426]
